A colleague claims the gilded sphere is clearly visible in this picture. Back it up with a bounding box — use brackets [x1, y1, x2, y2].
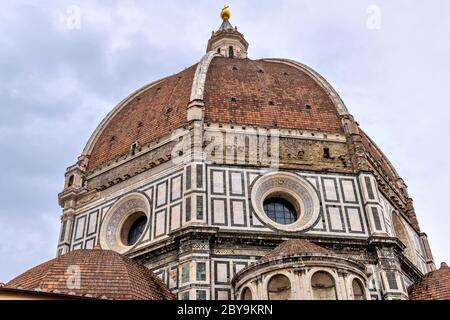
[221, 6, 231, 21]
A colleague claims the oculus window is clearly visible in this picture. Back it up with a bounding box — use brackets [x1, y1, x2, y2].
[120, 212, 148, 247]
[263, 198, 298, 225]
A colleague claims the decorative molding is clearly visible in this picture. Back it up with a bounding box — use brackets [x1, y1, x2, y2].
[251, 172, 321, 232]
[99, 193, 151, 254]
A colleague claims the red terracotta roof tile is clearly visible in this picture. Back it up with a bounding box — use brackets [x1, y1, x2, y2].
[87, 64, 197, 171]
[261, 239, 335, 261]
[86, 57, 345, 171]
[204, 58, 344, 133]
[5, 249, 175, 300]
[360, 129, 398, 183]
[409, 263, 450, 300]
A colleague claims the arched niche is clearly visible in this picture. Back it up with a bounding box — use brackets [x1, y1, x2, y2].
[311, 271, 337, 300]
[352, 278, 366, 300]
[267, 274, 292, 300]
[241, 287, 253, 300]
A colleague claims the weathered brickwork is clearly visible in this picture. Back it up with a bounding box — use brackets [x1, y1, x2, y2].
[278, 138, 351, 172]
[203, 57, 345, 133]
[87, 137, 180, 191]
[409, 263, 450, 300]
[87, 64, 197, 171]
[360, 130, 398, 184]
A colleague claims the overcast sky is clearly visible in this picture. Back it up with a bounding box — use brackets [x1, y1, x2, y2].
[0, 0, 449, 282]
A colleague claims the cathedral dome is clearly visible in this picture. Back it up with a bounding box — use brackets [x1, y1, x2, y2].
[83, 56, 348, 172]
[408, 263, 450, 300]
[51, 7, 437, 302]
[85, 64, 198, 171]
[4, 248, 175, 300]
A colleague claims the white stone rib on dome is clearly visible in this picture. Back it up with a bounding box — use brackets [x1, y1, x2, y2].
[190, 51, 221, 102]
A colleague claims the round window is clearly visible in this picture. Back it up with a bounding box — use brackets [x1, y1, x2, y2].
[263, 197, 298, 225]
[250, 172, 320, 232]
[99, 194, 150, 254]
[120, 212, 148, 246]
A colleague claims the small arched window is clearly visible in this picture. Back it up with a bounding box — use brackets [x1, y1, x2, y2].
[241, 288, 252, 300]
[229, 46, 234, 58]
[268, 274, 291, 300]
[68, 175, 75, 187]
[352, 279, 366, 300]
[311, 271, 337, 300]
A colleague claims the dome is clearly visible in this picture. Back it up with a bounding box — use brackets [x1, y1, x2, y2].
[261, 239, 335, 262]
[408, 263, 450, 300]
[203, 58, 345, 132]
[360, 129, 400, 184]
[5, 248, 175, 300]
[232, 239, 368, 300]
[86, 64, 198, 171]
[53, 8, 435, 302]
[84, 56, 348, 172]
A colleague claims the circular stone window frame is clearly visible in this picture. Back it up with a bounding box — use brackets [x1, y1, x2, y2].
[251, 172, 320, 232]
[99, 193, 151, 254]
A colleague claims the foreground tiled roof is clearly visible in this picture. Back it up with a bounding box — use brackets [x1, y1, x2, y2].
[261, 239, 335, 261]
[409, 263, 450, 300]
[5, 249, 175, 300]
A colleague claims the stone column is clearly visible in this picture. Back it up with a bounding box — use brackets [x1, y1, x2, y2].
[372, 243, 409, 300]
[294, 269, 308, 300]
[419, 233, 436, 272]
[57, 209, 75, 256]
[336, 270, 350, 300]
[338, 270, 351, 300]
[359, 172, 389, 237]
[257, 275, 267, 300]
